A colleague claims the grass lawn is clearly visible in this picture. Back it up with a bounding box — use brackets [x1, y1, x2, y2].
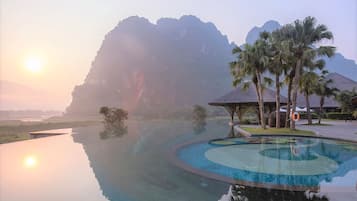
[301, 123, 332, 126]
[241, 127, 315, 136]
[0, 121, 100, 144]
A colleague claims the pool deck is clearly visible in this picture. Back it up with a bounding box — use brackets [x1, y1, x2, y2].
[296, 120, 357, 141]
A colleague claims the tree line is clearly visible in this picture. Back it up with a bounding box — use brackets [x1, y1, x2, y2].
[230, 16, 344, 129]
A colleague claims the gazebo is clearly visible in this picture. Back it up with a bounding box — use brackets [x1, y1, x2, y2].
[208, 84, 288, 124]
[297, 73, 357, 111]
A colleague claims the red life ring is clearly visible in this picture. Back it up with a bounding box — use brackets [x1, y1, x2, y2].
[291, 112, 300, 121]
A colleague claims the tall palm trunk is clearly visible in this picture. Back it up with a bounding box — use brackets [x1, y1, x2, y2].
[318, 97, 324, 124]
[256, 70, 266, 129]
[275, 74, 281, 128]
[305, 90, 312, 125]
[254, 83, 262, 125]
[285, 76, 293, 128]
[291, 59, 302, 130]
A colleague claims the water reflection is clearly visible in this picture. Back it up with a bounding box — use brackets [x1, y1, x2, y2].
[1, 120, 355, 201]
[0, 133, 108, 201]
[193, 121, 206, 134]
[99, 126, 128, 139]
[72, 121, 229, 201]
[219, 185, 330, 201]
[192, 105, 207, 134]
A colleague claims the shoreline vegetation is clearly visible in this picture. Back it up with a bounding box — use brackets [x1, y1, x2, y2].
[0, 116, 319, 144]
[241, 127, 315, 136]
[0, 120, 100, 144]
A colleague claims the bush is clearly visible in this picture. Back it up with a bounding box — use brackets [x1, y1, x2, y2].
[326, 112, 354, 120]
[268, 112, 286, 128]
[241, 119, 251, 125]
[299, 112, 319, 119]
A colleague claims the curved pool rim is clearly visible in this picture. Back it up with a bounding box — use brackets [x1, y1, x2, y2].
[169, 134, 357, 191]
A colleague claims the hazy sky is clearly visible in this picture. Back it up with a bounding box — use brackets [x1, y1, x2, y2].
[1, 0, 356, 110]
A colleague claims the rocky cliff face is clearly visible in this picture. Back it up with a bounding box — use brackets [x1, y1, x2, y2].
[66, 16, 234, 116]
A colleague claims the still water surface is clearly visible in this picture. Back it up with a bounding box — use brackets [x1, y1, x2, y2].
[0, 120, 356, 201]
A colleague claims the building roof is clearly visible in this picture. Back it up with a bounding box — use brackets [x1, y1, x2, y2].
[297, 73, 357, 108]
[208, 84, 288, 106]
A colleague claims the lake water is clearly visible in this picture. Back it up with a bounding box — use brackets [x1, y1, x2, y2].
[0, 119, 356, 201]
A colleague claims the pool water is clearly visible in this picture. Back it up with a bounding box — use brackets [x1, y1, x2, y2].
[1, 120, 357, 201]
[177, 136, 357, 189]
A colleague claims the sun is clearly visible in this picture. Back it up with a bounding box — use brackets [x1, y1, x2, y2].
[25, 56, 44, 73]
[23, 156, 38, 168]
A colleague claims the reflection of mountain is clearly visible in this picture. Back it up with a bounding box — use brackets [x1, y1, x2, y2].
[71, 122, 228, 201]
[66, 16, 234, 116]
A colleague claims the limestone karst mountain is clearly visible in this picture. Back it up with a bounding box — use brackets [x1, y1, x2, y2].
[66, 16, 235, 116]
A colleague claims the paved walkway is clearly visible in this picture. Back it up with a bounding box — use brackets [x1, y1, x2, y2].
[296, 120, 357, 141]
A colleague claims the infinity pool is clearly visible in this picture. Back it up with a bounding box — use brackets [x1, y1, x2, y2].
[177, 136, 357, 191]
[1, 120, 356, 201]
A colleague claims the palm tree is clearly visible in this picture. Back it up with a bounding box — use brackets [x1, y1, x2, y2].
[336, 88, 357, 113]
[283, 70, 295, 128]
[269, 33, 293, 128]
[230, 32, 271, 129]
[278, 16, 335, 129]
[314, 75, 339, 124]
[299, 71, 319, 124]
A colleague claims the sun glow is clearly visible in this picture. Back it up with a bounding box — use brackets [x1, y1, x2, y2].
[24, 156, 38, 168]
[25, 56, 44, 73]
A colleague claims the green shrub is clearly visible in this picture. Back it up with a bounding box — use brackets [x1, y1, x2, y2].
[268, 112, 286, 127]
[326, 112, 354, 120]
[300, 112, 319, 119]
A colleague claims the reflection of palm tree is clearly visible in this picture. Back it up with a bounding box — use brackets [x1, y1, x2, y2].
[99, 126, 128, 140]
[192, 105, 207, 134]
[290, 144, 298, 156]
[223, 184, 329, 201]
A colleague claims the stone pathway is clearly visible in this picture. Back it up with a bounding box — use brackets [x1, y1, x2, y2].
[296, 120, 357, 141]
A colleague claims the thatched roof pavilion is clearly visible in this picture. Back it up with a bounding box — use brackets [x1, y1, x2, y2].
[297, 73, 357, 109]
[208, 84, 288, 123]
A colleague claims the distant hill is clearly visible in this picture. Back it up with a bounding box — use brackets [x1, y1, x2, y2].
[0, 80, 64, 111]
[0, 80, 48, 110]
[245, 20, 281, 44]
[66, 16, 235, 116]
[245, 20, 357, 81]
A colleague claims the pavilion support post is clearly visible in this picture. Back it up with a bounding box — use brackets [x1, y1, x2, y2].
[224, 106, 236, 126]
[236, 106, 243, 123]
[230, 109, 234, 123]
